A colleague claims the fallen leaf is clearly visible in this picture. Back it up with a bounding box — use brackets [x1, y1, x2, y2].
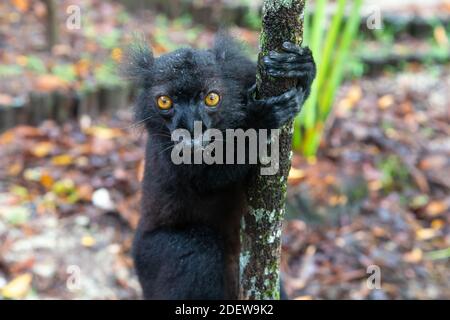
[12, 0, 29, 12]
[416, 228, 437, 241]
[0, 131, 15, 144]
[40, 172, 54, 189]
[75, 59, 90, 78]
[51, 154, 73, 166]
[111, 48, 123, 62]
[378, 95, 394, 109]
[419, 154, 447, 170]
[77, 184, 93, 201]
[7, 163, 23, 176]
[1, 274, 32, 299]
[86, 126, 122, 139]
[431, 219, 445, 230]
[288, 167, 306, 185]
[403, 248, 423, 263]
[81, 235, 96, 247]
[52, 179, 76, 196]
[425, 201, 448, 217]
[13, 125, 42, 138]
[337, 85, 362, 113]
[31, 141, 54, 158]
[35, 75, 67, 92]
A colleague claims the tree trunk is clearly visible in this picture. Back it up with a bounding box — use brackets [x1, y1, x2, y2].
[239, 0, 306, 300]
[44, 0, 58, 51]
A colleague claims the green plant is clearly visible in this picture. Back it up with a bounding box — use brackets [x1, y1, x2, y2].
[293, 0, 363, 156]
[0, 64, 23, 77]
[244, 8, 261, 30]
[378, 155, 410, 192]
[98, 29, 122, 49]
[94, 61, 122, 88]
[25, 55, 47, 74]
[52, 64, 77, 82]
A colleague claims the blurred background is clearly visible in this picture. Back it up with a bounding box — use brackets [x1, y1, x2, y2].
[0, 0, 449, 299]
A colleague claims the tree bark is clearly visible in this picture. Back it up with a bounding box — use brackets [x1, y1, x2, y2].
[239, 0, 306, 300]
[43, 0, 58, 51]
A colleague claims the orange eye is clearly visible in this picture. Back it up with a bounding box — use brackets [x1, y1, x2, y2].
[204, 92, 220, 107]
[157, 95, 173, 110]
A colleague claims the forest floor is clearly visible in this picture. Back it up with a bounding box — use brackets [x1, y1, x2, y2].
[0, 65, 449, 299]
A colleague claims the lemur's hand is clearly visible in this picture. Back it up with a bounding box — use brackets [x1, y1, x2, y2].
[247, 42, 316, 129]
[263, 42, 316, 98]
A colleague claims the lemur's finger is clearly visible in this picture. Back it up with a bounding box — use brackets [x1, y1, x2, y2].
[266, 51, 311, 64]
[247, 83, 257, 97]
[265, 88, 297, 106]
[266, 62, 316, 76]
[267, 69, 311, 79]
[282, 42, 304, 54]
[282, 42, 313, 58]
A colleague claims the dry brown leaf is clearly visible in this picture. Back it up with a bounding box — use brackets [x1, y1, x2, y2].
[0, 131, 15, 144]
[111, 48, 123, 63]
[431, 219, 445, 230]
[12, 0, 29, 12]
[75, 59, 90, 78]
[416, 228, 437, 241]
[86, 126, 123, 139]
[378, 95, 395, 109]
[403, 248, 423, 263]
[425, 201, 448, 217]
[77, 184, 93, 201]
[40, 172, 54, 189]
[419, 155, 448, 170]
[7, 163, 23, 176]
[35, 75, 68, 92]
[288, 167, 306, 185]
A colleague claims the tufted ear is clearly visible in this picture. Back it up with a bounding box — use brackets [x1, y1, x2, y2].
[212, 32, 245, 63]
[121, 35, 154, 86]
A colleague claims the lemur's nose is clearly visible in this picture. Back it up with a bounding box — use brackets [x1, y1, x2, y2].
[180, 106, 204, 133]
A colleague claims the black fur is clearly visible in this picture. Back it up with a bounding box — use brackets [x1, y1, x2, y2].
[125, 34, 316, 299]
[133, 226, 224, 299]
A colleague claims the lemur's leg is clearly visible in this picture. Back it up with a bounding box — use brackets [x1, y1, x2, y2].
[133, 226, 225, 299]
[246, 42, 316, 129]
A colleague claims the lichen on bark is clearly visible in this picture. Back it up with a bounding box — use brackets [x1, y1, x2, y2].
[239, 0, 306, 300]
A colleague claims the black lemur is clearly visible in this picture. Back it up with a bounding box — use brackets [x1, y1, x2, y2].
[125, 35, 315, 299]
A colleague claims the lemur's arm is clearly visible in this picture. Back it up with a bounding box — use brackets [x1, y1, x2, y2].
[245, 42, 316, 129]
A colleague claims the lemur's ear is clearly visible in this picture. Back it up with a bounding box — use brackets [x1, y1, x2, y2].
[121, 35, 154, 85]
[212, 32, 244, 63]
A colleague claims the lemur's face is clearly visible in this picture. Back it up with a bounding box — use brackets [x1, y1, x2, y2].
[133, 47, 247, 135]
